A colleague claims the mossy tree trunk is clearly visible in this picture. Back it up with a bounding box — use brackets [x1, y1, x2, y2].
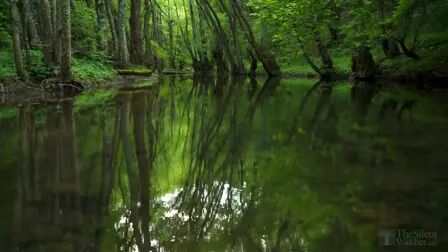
[10, 0, 28, 81]
[40, 0, 56, 67]
[351, 46, 376, 81]
[105, 0, 119, 57]
[96, 0, 108, 52]
[59, 0, 72, 83]
[117, 0, 129, 67]
[314, 30, 334, 75]
[130, 0, 144, 64]
[23, 0, 40, 48]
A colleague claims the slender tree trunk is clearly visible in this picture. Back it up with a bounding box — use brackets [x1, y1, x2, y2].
[130, 0, 144, 63]
[189, 0, 200, 60]
[213, 41, 227, 76]
[143, 0, 155, 67]
[96, 0, 108, 51]
[198, 0, 208, 64]
[59, 0, 72, 83]
[168, 19, 176, 69]
[248, 49, 257, 77]
[40, 0, 55, 66]
[229, 4, 245, 74]
[23, 0, 40, 48]
[54, 0, 62, 65]
[118, 0, 129, 67]
[228, 0, 280, 76]
[11, 0, 28, 81]
[199, 0, 237, 72]
[105, 0, 118, 57]
[315, 30, 333, 71]
[298, 38, 323, 76]
[51, 0, 57, 33]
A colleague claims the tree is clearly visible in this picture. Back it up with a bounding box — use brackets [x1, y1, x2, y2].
[10, 0, 28, 80]
[130, 0, 144, 63]
[59, 0, 72, 83]
[118, 0, 129, 67]
[96, 0, 108, 52]
[40, 0, 56, 66]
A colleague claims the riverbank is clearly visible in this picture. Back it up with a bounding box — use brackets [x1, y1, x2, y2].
[274, 53, 448, 88]
[2, 51, 447, 106]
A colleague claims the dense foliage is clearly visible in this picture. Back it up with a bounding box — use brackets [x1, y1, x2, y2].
[0, 0, 447, 83]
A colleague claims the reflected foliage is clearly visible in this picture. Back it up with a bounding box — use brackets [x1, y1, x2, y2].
[0, 78, 447, 251]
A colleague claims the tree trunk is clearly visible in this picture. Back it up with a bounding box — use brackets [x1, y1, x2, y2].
[23, 0, 40, 48]
[315, 30, 333, 71]
[229, 0, 280, 76]
[381, 37, 400, 57]
[130, 0, 144, 63]
[96, 0, 108, 52]
[168, 16, 176, 69]
[213, 42, 227, 76]
[10, 0, 28, 81]
[143, 0, 155, 68]
[230, 4, 244, 72]
[248, 49, 257, 77]
[397, 38, 420, 60]
[54, 0, 62, 65]
[40, 0, 55, 66]
[105, 0, 118, 57]
[351, 46, 376, 81]
[59, 0, 72, 83]
[199, 0, 237, 72]
[118, 0, 129, 67]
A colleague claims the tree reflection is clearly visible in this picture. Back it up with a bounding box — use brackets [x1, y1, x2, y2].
[4, 77, 446, 252]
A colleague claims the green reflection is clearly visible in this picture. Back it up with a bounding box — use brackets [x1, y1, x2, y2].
[0, 77, 447, 251]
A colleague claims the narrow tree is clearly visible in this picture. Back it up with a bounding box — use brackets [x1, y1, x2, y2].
[59, 0, 72, 83]
[130, 0, 144, 63]
[118, 0, 129, 67]
[96, 0, 108, 51]
[40, 0, 55, 66]
[105, 0, 119, 56]
[10, 0, 28, 80]
[23, 0, 40, 48]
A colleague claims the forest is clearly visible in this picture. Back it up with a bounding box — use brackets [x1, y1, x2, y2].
[0, 0, 448, 251]
[0, 0, 447, 91]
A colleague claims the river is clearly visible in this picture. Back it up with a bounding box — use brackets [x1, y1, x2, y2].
[0, 76, 447, 251]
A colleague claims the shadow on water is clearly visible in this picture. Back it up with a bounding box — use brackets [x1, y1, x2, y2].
[0, 77, 447, 251]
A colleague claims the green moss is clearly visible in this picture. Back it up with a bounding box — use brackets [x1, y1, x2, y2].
[117, 65, 153, 76]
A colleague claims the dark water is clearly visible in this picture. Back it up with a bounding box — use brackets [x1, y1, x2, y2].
[0, 77, 447, 252]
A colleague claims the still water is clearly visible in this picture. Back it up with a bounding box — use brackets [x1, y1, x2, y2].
[0, 77, 447, 251]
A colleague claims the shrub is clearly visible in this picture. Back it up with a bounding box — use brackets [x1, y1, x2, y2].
[72, 55, 117, 83]
[26, 50, 53, 79]
[0, 50, 15, 79]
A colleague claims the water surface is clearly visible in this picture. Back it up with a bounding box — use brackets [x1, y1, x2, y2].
[1, 77, 447, 251]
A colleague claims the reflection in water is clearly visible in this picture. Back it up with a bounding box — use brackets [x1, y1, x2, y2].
[0, 77, 447, 251]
